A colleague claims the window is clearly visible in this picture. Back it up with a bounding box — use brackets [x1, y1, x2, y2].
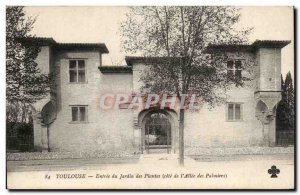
[227, 60, 242, 80]
[227, 103, 242, 121]
[71, 106, 88, 122]
[69, 60, 86, 83]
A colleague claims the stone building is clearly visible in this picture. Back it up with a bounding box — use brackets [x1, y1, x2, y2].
[27, 37, 290, 154]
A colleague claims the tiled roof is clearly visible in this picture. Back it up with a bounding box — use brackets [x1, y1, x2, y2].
[125, 56, 183, 66]
[98, 66, 132, 73]
[126, 40, 291, 65]
[18, 37, 109, 53]
[17, 37, 56, 46]
[251, 40, 291, 48]
[205, 40, 291, 53]
[56, 43, 109, 53]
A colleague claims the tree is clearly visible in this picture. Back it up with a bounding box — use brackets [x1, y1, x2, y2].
[276, 74, 290, 133]
[276, 72, 295, 145]
[121, 6, 253, 165]
[285, 72, 294, 131]
[6, 6, 52, 123]
[276, 72, 295, 132]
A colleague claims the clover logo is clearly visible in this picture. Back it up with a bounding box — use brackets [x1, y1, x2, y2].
[268, 165, 280, 178]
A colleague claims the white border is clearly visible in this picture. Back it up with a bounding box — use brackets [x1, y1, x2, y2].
[1, 1, 298, 194]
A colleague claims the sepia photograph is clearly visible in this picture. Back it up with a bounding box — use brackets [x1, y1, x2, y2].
[5, 5, 295, 190]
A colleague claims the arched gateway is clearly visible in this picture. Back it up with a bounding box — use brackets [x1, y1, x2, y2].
[138, 109, 178, 154]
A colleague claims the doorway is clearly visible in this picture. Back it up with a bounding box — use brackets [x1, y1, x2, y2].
[143, 112, 171, 154]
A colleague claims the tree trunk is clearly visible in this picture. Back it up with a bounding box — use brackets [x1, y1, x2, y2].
[47, 125, 50, 152]
[179, 108, 185, 166]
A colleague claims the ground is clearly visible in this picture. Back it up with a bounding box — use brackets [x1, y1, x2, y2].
[7, 153, 294, 189]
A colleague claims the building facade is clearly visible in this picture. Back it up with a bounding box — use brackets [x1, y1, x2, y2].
[28, 37, 290, 154]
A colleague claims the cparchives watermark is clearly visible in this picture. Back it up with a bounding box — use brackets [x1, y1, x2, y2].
[99, 93, 200, 110]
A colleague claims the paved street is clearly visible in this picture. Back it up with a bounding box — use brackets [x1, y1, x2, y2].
[7, 157, 140, 172]
[7, 153, 294, 172]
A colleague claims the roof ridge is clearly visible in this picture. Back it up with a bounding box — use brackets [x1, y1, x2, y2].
[19, 36, 109, 53]
[205, 39, 291, 53]
[57, 42, 106, 44]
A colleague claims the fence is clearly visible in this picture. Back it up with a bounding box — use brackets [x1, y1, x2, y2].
[6, 122, 34, 152]
[276, 131, 294, 146]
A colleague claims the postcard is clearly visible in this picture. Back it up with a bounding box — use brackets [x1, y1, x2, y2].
[6, 6, 295, 190]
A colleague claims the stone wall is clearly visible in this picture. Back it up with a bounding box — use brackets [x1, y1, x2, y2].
[35, 46, 51, 74]
[48, 49, 135, 153]
[257, 48, 281, 91]
[184, 86, 263, 148]
[33, 43, 284, 154]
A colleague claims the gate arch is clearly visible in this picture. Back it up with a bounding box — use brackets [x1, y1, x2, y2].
[139, 109, 177, 154]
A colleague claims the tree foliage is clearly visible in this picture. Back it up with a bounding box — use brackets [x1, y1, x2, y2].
[276, 72, 295, 132]
[121, 6, 253, 106]
[6, 6, 52, 122]
[121, 6, 253, 165]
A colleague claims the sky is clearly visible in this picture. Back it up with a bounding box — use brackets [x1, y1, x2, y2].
[24, 6, 294, 78]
